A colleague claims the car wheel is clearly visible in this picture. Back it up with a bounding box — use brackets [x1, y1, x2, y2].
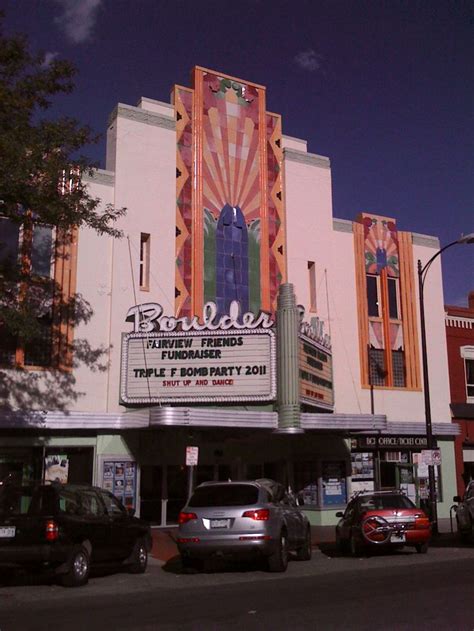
[415, 543, 429, 554]
[350, 532, 364, 557]
[267, 530, 289, 572]
[60, 545, 90, 587]
[129, 537, 148, 574]
[296, 527, 312, 561]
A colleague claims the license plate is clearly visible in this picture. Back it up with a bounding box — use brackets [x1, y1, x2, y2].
[390, 532, 406, 543]
[210, 519, 230, 529]
[0, 526, 15, 538]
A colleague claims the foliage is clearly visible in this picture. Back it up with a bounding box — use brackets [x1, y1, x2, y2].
[0, 14, 124, 410]
[0, 13, 125, 235]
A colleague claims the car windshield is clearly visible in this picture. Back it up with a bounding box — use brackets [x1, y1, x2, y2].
[358, 494, 415, 511]
[0, 485, 57, 516]
[188, 484, 259, 507]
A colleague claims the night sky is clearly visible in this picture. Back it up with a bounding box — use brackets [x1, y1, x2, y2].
[4, 0, 473, 305]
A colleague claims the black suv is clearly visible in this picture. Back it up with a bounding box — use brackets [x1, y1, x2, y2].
[0, 483, 152, 586]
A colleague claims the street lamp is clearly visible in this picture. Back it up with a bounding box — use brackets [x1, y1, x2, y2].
[417, 232, 474, 534]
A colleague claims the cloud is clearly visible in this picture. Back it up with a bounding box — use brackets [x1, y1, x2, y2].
[53, 0, 102, 44]
[294, 49, 323, 72]
[42, 51, 59, 67]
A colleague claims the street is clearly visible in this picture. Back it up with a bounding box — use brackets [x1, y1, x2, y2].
[0, 541, 473, 630]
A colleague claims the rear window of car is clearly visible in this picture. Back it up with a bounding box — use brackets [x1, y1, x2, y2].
[188, 484, 259, 507]
[0, 486, 58, 516]
[358, 494, 415, 511]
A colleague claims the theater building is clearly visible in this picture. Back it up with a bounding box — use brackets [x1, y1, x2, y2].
[0, 67, 459, 528]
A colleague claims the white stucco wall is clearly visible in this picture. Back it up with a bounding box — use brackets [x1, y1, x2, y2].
[283, 149, 452, 425]
[46, 95, 451, 428]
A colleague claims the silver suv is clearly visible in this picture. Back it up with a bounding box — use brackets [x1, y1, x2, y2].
[177, 479, 311, 572]
[453, 480, 474, 542]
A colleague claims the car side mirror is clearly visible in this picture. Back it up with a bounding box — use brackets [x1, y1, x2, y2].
[126, 507, 136, 517]
[335, 511, 344, 518]
[453, 496, 462, 503]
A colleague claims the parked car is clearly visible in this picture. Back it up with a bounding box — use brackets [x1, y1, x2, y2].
[335, 490, 431, 556]
[453, 480, 474, 542]
[0, 483, 152, 586]
[177, 479, 312, 572]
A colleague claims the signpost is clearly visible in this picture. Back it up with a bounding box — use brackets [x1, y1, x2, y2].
[421, 449, 442, 466]
[186, 446, 199, 500]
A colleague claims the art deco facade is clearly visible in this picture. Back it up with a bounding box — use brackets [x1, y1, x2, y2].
[0, 67, 459, 528]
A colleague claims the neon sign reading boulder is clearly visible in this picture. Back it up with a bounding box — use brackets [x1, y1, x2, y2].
[125, 300, 274, 334]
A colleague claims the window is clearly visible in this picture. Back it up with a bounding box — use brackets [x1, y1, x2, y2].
[81, 490, 106, 517]
[387, 277, 400, 319]
[369, 348, 387, 386]
[460, 347, 474, 402]
[308, 261, 316, 312]
[466, 359, 474, 401]
[99, 490, 126, 516]
[355, 215, 420, 391]
[366, 275, 380, 317]
[0, 216, 66, 369]
[139, 233, 150, 290]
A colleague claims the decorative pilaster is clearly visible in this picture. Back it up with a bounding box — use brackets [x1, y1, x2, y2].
[275, 283, 303, 433]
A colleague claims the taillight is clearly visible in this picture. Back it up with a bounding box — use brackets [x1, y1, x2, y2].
[178, 511, 197, 525]
[45, 519, 59, 542]
[242, 509, 270, 521]
[414, 516, 430, 530]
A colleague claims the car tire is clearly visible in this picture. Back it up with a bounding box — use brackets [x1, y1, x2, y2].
[129, 537, 148, 574]
[350, 532, 364, 557]
[296, 527, 312, 561]
[267, 530, 289, 572]
[415, 543, 429, 554]
[60, 545, 90, 587]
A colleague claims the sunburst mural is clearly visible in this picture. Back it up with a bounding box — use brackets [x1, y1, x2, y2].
[174, 68, 286, 319]
[361, 214, 399, 277]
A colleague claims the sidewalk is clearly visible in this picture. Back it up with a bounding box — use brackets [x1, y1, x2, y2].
[150, 523, 460, 563]
[150, 525, 335, 563]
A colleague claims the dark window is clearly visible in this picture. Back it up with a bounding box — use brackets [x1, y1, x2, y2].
[58, 489, 82, 515]
[357, 494, 415, 511]
[369, 348, 387, 386]
[388, 277, 399, 319]
[31, 225, 53, 277]
[392, 350, 406, 387]
[99, 490, 126, 516]
[0, 486, 57, 516]
[366, 275, 379, 317]
[188, 484, 259, 507]
[0, 218, 20, 271]
[0, 216, 56, 368]
[466, 359, 474, 398]
[81, 490, 106, 517]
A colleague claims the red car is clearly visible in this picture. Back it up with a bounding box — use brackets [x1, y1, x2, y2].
[335, 491, 431, 556]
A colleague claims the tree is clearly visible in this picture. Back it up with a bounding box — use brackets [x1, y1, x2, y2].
[0, 14, 125, 411]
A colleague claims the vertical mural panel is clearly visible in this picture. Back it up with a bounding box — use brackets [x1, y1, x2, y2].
[174, 67, 286, 319]
[266, 112, 286, 312]
[354, 214, 420, 390]
[174, 86, 194, 318]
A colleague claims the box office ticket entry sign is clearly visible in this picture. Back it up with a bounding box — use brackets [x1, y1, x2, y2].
[120, 328, 276, 404]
